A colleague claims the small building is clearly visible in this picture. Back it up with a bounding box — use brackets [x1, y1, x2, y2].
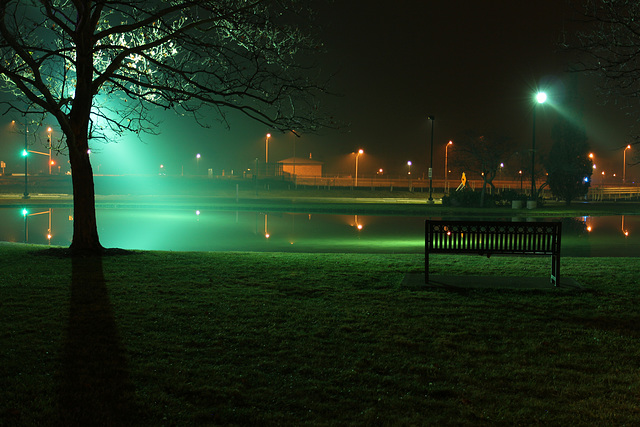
[278, 156, 323, 177]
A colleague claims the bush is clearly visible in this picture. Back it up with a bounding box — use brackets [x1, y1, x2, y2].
[442, 189, 489, 207]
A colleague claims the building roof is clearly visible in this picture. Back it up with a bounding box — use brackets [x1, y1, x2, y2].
[277, 157, 323, 165]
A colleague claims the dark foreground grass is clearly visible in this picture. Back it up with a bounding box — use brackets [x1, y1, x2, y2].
[1, 244, 639, 425]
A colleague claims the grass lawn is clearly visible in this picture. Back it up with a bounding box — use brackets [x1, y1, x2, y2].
[1, 244, 639, 425]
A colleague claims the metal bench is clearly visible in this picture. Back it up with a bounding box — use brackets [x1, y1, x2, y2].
[425, 220, 562, 285]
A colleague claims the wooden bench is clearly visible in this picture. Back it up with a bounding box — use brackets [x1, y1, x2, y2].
[425, 220, 562, 285]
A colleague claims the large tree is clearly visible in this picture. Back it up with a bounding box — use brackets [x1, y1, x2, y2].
[453, 131, 514, 207]
[568, 0, 640, 161]
[0, 0, 327, 253]
[544, 76, 593, 205]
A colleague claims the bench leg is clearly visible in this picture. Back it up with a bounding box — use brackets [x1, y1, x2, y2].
[551, 253, 560, 286]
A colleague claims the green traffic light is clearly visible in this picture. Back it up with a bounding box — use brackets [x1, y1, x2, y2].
[22, 149, 28, 157]
[22, 208, 28, 216]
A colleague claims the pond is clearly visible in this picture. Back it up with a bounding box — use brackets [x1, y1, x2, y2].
[1, 207, 638, 256]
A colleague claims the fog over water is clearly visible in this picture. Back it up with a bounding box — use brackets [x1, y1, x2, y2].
[2, 207, 638, 257]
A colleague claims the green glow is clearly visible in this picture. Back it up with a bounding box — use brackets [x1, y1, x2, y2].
[21, 149, 28, 157]
[21, 208, 28, 216]
[536, 92, 547, 104]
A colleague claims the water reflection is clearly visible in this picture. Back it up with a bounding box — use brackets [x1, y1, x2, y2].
[1, 207, 638, 256]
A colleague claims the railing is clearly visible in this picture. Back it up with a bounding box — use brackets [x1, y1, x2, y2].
[587, 186, 640, 201]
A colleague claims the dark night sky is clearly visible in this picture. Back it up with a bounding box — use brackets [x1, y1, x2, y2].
[1, 1, 637, 181]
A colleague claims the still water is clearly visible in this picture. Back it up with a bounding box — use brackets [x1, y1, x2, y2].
[1, 207, 639, 256]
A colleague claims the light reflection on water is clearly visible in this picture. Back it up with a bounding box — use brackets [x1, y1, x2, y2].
[1, 207, 638, 256]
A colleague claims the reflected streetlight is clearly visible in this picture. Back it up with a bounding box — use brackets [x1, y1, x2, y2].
[622, 215, 629, 237]
[623, 145, 631, 183]
[22, 207, 52, 244]
[354, 149, 364, 187]
[531, 91, 547, 200]
[353, 215, 363, 230]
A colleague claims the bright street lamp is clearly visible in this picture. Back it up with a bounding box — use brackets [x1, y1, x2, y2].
[531, 91, 547, 201]
[196, 153, 201, 174]
[407, 160, 412, 175]
[623, 145, 631, 183]
[355, 149, 363, 187]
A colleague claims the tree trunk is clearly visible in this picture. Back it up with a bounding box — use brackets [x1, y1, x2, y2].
[68, 131, 103, 254]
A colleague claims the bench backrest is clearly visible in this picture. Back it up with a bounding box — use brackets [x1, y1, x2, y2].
[426, 220, 562, 255]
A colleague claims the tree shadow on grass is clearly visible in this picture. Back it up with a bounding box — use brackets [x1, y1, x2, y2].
[58, 253, 139, 426]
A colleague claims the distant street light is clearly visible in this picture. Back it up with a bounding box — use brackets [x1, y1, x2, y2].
[265, 133, 271, 163]
[355, 149, 364, 187]
[196, 153, 201, 174]
[519, 170, 523, 191]
[427, 115, 435, 203]
[531, 91, 547, 200]
[623, 145, 631, 183]
[445, 140, 453, 191]
[407, 160, 412, 175]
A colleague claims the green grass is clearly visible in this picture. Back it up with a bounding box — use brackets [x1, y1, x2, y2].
[1, 244, 640, 425]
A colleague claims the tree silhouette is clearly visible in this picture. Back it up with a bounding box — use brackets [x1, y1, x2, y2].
[0, 1, 327, 253]
[453, 131, 514, 207]
[544, 79, 592, 205]
[567, 0, 639, 162]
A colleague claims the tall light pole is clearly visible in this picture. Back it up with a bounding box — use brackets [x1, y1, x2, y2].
[196, 153, 201, 174]
[265, 133, 271, 176]
[20, 119, 29, 199]
[427, 115, 435, 203]
[265, 133, 271, 163]
[46, 127, 53, 174]
[355, 149, 363, 187]
[445, 140, 453, 191]
[531, 91, 547, 200]
[623, 144, 631, 184]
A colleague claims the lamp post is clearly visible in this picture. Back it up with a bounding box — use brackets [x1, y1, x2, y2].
[427, 115, 435, 203]
[531, 92, 547, 200]
[47, 127, 52, 174]
[265, 132, 271, 164]
[20, 119, 29, 199]
[264, 133, 271, 176]
[623, 145, 631, 183]
[355, 149, 363, 187]
[196, 153, 201, 174]
[445, 140, 453, 191]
